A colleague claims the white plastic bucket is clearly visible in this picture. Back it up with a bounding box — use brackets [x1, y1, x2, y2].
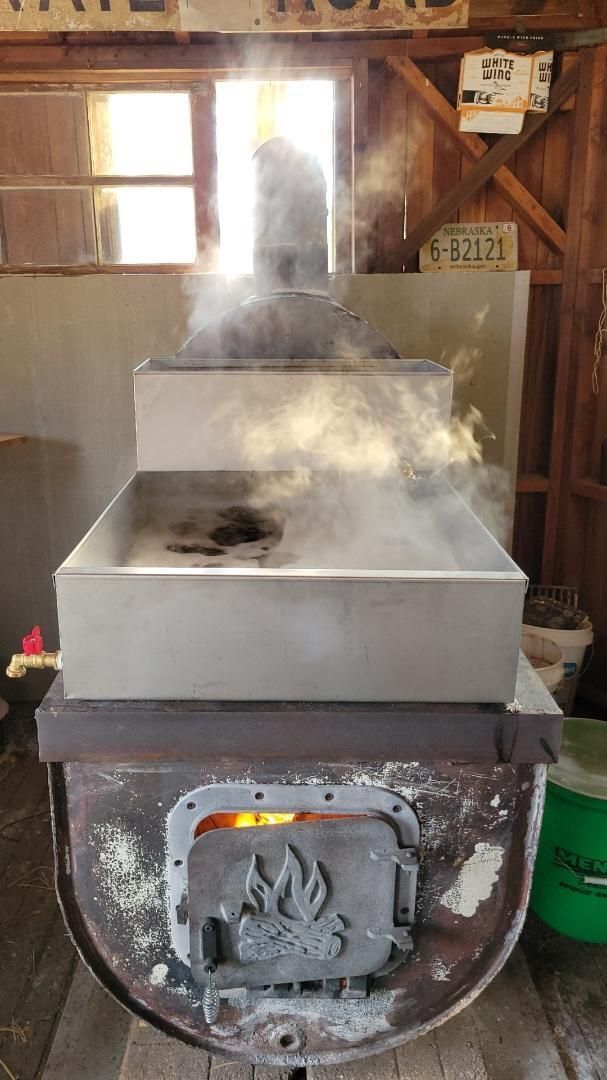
[522, 620, 593, 712]
[521, 633, 565, 697]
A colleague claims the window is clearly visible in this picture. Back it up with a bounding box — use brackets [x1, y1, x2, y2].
[215, 79, 335, 275]
[0, 92, 96, 267]
[89, 92, 196, 265]
[0, 80, 342, 273]
[0, 91, 196, 269]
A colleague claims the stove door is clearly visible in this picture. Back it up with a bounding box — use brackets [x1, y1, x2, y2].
[188, 817, 405, 989]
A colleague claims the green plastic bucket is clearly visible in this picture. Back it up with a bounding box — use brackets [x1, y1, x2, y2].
[531, 717, 607, 942]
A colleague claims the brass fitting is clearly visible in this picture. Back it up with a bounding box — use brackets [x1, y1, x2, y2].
[6, 650, 62, 679]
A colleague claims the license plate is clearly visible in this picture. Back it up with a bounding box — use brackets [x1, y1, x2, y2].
[420, 222, 518, 273]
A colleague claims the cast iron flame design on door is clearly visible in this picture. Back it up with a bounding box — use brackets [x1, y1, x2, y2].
[239, 844, 345, 962]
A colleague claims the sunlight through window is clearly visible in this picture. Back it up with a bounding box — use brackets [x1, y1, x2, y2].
[215, 80, 335, 276]
[97, 187, 197, 265]
[90, 92, 193, 176]
[90, 92, 195, 264]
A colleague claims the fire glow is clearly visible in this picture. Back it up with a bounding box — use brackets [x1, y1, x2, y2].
[234, 812, 297, 828]
[194, 811, 357, 838]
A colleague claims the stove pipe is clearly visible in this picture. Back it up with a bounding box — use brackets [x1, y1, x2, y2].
[252, 136, 329, 295]
[178, 137, 399, 361]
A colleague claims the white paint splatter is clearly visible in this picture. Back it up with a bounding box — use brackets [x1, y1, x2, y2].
[440, 842, 504, 918]
[150, 963, 168, 986]
[91, 823, 166, 960]
[431, 958, 452, 982]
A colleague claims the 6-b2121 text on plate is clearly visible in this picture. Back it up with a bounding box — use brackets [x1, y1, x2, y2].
[420, 222, 518, 273]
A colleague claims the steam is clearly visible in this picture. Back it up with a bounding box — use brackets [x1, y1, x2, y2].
[176, 126, 514, 567]
[181, 272, 247, 343]
[230, 376, 510, 573]
[236, 373, 492, 481]
[177, 303, 511, 572]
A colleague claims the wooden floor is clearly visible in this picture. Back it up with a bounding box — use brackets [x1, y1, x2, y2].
[1, 724, 606, 1080]
[0, 727, 77, 1080]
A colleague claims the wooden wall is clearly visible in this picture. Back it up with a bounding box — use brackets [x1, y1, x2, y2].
[551, 46, 607, 704]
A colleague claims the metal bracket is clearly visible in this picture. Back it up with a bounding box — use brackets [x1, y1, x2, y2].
[370, 847, 418, 872]
[201, 917, 219, 973]
[367, 926, 414, 953]
[176, 888, 189, 926]
[220, 903, 243, 925]
[246, 976, 370, 1000]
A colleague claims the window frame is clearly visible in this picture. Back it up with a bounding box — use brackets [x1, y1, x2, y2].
[0, 70, 353, 275]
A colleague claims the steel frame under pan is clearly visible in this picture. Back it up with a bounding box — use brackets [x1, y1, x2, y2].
[37, 658, 562, 765]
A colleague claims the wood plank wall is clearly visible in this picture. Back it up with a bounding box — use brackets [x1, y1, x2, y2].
[551, 45, 607, 705]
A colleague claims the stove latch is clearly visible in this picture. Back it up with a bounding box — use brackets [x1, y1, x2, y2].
[176, 887, 189, 926]
[201, 917, 220, 1026]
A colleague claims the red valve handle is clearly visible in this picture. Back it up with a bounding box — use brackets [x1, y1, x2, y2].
[22, 626, 43, 656]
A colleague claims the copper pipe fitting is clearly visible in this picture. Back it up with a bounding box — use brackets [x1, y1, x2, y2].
[6, 650, 62, 679]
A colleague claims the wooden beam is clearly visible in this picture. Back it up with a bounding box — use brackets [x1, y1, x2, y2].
[0, 433, 26, 447]
[542, 46, 607, 581]
[389, 56, 567, 255]
[531, 269, 563, 284]
[399, 61, 579, 265]
[352, 55, 369, 148]
[585, 266, 607, 283]
[0, 176, 192, 187]
[0, 40, 488, 83]
[353, 57, 381, 273]
[469, 0, 598, 28]
[571, 477, 607, 502]
[0, 263, 197, 273]
[0, 64, 353, 86]
[191, 84, 219, 271]
[517, 473, 550, 493]
[334, 74, 354, 273]
[555, 26, 607, 47]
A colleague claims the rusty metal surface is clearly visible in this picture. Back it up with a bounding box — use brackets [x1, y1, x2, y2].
[260, 0, 469, 32]
[0, 0, 469, 34]
[49, 757, 545, 1066]
[37, 661, 562, 765]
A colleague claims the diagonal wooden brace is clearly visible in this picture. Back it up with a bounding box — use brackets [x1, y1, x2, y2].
[389, 54, 575, 259]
